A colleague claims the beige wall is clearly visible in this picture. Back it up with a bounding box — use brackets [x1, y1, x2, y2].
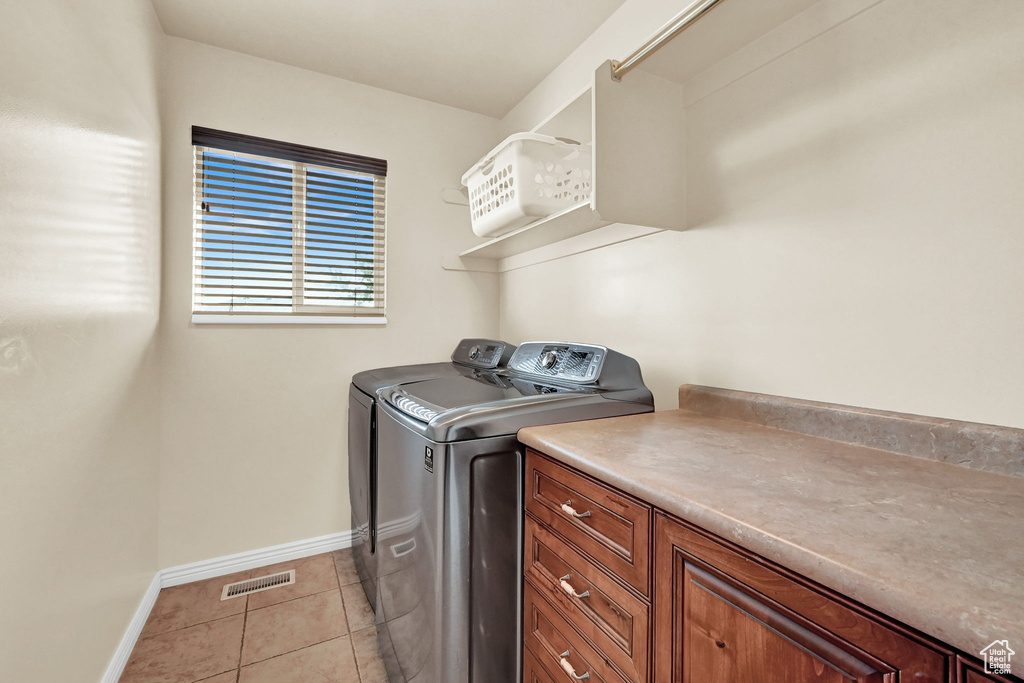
[0, 0, 163, 680]
[500, 0, 1024, 429]
[502, 0, 689, 134]
[158, 38, 503, 567]
[5, 1, 1023, 675]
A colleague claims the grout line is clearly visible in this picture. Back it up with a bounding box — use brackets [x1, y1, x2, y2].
[137, 568, 253, 640]
[190, 670, 238, 683]
[330, 553, 342, 591]
[245, 586, 341, 613]
[236, 596, 248, 673]
[351, 626, 385, 683]
[331, 552, 361, 588]
[239, 635, 350, 670]
[236, 595, 247, 683]
[335, 570, 361, 588]
[239, 578, 352, 669]
[332, 553, 365, 680]
[340, 582, 354, 634]
[339, 584, 363, 681]
[138, 611, 247, 641]
[338, 569, 362, 587]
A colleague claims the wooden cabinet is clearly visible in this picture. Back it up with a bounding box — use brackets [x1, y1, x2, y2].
[525, 519, 649, 681]
[525, 581, 630, 683]
[523, 449, 1024, 683]
[524, 449, 651, 683]
[526, 451, 651, 597]
[654, 513, 948, 682]
[676, 560, 894, 682]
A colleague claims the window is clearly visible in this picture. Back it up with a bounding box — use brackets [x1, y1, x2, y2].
[191, 126, 386, 323]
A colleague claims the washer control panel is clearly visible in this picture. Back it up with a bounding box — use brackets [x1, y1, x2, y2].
[451, 338, 512, 369]
[508, 342, 607, 384]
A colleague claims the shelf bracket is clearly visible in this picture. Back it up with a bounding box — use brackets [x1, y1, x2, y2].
[441, 188, 469, 206]
[441, 254, 499, 273]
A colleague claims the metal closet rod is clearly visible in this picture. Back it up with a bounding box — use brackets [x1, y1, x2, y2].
[612, 0, 727, 80]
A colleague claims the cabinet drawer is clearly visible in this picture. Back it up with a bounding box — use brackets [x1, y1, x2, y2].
[524, 579, 631, 683]
[526, 450, 651, 596]
[523, 644, 559, 683]
[525, 517, 649, 682]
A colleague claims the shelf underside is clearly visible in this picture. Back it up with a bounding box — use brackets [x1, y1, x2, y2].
[459, 202, 610, 260]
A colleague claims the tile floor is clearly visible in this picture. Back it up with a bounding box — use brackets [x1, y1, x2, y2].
[120, 549, 387, 683]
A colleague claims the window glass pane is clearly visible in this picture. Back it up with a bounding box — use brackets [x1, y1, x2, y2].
[196, 150, 294, 311]
[191, 133, 386, 320]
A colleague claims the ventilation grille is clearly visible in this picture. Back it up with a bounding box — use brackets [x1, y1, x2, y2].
[221, 570, 295, 600]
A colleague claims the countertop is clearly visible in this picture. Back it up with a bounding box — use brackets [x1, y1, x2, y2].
[518, 387, 1024, 657]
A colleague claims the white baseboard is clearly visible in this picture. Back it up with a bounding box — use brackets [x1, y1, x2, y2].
[100, 572, 161, 683]
[101, 530, 356, 682]
[160, 530, 356, 587]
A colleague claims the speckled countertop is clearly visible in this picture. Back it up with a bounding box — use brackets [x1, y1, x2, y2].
[518, 387, 1024, 657]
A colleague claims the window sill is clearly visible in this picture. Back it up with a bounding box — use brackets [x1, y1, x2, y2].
[191, 314, 387, 325]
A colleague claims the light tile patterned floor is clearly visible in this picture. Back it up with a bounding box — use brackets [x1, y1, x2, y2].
[120, 549, 387, 683]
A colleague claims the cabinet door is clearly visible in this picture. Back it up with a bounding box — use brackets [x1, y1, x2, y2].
[680, 561, 894, 683]
[653, 513, 932, 683]
[958, 655, 1021, 683]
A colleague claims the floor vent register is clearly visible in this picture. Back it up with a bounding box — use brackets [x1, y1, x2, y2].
[220, 570, 295, 600]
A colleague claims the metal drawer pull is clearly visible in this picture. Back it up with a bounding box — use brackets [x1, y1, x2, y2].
[558, 650, 591, 680]
[561, 500, 592, 519]
[559, 574, 590, 599]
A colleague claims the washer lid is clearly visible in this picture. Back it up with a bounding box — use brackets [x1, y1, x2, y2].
[380, 372, 587, 423]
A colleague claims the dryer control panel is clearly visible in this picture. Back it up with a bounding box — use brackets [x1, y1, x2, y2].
[451, 338, 514, 369]
[508, 342, 607, 384]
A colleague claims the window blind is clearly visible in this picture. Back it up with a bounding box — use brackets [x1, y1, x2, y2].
[191, 126, 386, 321]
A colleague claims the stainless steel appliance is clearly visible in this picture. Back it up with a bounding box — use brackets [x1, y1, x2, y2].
[348, 339, 515, 611]
[372, 342, 654, 683]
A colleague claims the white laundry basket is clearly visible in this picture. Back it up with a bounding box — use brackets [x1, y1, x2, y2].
[461, 132, 592, 238]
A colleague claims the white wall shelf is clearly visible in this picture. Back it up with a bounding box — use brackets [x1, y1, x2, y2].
[444, 60, 685, 273]
[458, 202, 608, 260]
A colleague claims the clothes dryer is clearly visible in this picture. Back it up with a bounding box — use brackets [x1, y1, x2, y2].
[348, 339, 515, 610]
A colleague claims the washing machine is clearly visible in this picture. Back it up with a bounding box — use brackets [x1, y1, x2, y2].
[372, 341, 654, 683]
[348, 339, 515, 611]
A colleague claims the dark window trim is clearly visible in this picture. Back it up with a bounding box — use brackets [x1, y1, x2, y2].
[191, 126, 387, 177]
